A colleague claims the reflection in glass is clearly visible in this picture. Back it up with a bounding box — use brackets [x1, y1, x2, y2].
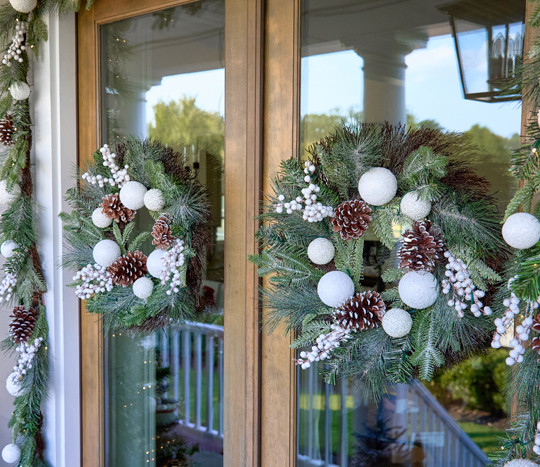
[100, 2, 225, 466]
[299, 0, 519, 465]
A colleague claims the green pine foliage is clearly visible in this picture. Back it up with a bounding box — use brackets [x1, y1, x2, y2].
[251, 122, 505, 401]
[0, 1, 102, 464]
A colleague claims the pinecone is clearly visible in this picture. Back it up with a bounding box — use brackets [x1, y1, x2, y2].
[533, 315, 540, 333]
[334, 291, 386, 332]
[397, 220, 444, 272]
[332, 199, 372, 240]
[152, 215, 175, 250]
[100, 194, 136, 227]
[532, 336, 540, 354]
[9, 306, 38, 344]
[108, 250, 148, 286]
[0, 115, 15, 146]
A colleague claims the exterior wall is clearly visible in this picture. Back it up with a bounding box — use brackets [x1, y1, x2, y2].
[0, 13, 80, 467]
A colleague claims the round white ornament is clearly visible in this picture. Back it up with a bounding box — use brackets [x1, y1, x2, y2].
[398, 270, 438, 309]
[358, 167, 397, 206]
[400, 192, 431, 220]
[317, 271, 355, 308]
[119, 181, 147, 210]
[5, 372, 26, 397]
[504, 461, 539, 467]
[1, 444, 21, 464]
[92, 239, 121, 268]
[0, 180, 20, 206]
[133, 277, 154, 299]
[9, 81, 30, 101]
[144, 189, 165, 212]
[92, 208, 113, 228]
[9, 0, 37, 13]
[307, 238, 335, 265]
[147, 249, 167, 278]
[381, 308, 413, 338]
[502, 212, 540, 250]
[0, 240, 18, 258]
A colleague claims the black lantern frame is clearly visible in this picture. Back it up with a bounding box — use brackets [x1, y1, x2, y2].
[441, 0, 525, 103]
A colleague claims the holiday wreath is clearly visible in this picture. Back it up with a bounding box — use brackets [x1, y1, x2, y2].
[251, 122, 505, 398]
[61, 138, 211, 332]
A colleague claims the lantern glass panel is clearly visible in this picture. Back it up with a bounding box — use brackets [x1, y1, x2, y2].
[453, 18, 523, 101]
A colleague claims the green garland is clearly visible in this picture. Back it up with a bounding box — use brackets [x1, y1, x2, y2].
[61, 138, 211, 332]
[251, 122, 505, 401]
[0, 1, 93, 465]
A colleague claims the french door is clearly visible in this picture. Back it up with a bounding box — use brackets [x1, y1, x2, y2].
[77, 0, 297, 465]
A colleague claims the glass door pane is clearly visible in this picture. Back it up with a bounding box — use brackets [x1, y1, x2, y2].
[298, 1, 521, 465]
[100, 2, 225, 466]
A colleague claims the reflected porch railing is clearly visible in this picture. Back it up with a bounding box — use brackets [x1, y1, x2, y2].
[159, 322, 489, 466]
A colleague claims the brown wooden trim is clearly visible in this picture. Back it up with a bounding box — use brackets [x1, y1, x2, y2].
[260, 0, 301, 465]
[223, 0, 264, 465]
[78, 6, 104, 466]
[521, 1, 539, 148]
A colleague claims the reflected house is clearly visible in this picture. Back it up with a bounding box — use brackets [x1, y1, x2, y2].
[0, 0, 527, 466]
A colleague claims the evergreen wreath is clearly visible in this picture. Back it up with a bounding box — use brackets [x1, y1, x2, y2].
[0, 1, 93, 465]
[61, 138, 211, 332]
[251, 122, 505, 400]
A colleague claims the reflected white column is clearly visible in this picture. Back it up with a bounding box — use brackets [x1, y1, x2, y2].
[362, 52, 407, 125]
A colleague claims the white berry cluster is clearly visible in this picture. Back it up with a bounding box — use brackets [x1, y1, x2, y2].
[274, 161, 333, 222]
[533, 421, 540, 455]
[0, 271, 17, 303]
[492, 280, 540, 366]
[441, 251, 491, 318]
[73, 263, 113, 299]
[160, 239, 186, 295]
[2, 20, 27, 67]
[297, 324, 350, 369]
[13, 337, 44, 378]
[81, 144, 130, 188]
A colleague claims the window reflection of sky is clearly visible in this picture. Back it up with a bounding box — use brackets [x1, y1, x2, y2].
[300, 34, 520, 138]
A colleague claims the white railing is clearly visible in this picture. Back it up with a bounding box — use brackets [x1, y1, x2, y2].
[158, 321, 224, 442]
[161, 323, 489, 466]
[297, 363, 490, 467]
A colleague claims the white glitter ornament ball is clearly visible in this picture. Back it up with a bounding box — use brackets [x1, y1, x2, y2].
[382, 308, 413, 338]
[92, 239, 121, 268]
[1, 444, 21, 464]
[358, 167, 397, 206]
[502, 213, 540, 250]
[5, 372, 26, 397]
[504, 461, 539, 467]
[317, 271, 355, 308]
[0, 180, 20, 206]
[0, 240, 18, 258]
[144, 189, 165, 212]
[147, 249, 167, 278]
[9, 0, 37, 13]
[119, 181, 147, 210]
[307, 238, 335, 265]
[9, 81, 30, 101]
[92, 208, 113, 228]
[400, 192, 431, 220]
[133, 277, 154, 300]
[398, 270, 438, 309]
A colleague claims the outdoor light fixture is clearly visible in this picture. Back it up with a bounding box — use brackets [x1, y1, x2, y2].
[440, 0, 525, 102]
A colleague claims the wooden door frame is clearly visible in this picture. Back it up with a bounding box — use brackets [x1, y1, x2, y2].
[259, 0, 301, 465]
[78, 0, 265, 465]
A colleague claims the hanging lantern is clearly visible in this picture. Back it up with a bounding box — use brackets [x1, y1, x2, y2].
[440, 0, 525, 102]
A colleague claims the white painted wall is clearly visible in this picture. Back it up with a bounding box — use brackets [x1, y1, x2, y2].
[0, 12, 80, 467]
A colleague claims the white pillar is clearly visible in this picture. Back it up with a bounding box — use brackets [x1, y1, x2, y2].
[362, 51, 407, 125]
[33, 13, 80, 467]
